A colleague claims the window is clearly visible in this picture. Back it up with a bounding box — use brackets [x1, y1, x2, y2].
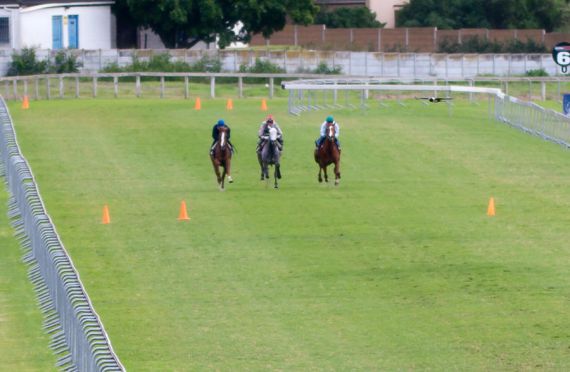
[0, 17, 9, 44]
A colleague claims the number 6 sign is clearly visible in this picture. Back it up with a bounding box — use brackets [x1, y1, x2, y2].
[553, 42, 570, 73]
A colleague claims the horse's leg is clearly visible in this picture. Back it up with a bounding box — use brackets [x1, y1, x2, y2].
[258, 151, 264, 180]
[264, 163, 269, 179]
[323, 165, 329, 183]
[318, 165, 323, 183]
[220, 164, 226, 190]
[274, 167, 279, 189]
[211, 158, 222, 185]
[226, 156, 233, 183]
[334, 157, 341, 185]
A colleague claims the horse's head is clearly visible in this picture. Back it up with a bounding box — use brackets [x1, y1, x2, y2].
[325, 123, 336, 140]
[217, 126, 228, 148]
[268, 127, 278, 142]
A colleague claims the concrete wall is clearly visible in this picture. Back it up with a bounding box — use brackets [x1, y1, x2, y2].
[0, 48, 566, 78]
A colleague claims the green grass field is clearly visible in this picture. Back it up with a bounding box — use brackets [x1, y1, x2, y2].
[3, 97, 570, 370]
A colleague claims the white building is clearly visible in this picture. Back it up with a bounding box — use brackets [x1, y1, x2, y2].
[0, 0, 115, 50]
[367, 0, 409, 28]
[315, 0, 410, 28]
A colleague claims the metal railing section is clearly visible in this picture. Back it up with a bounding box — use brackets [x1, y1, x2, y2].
[283, 78, 570, 149]
[0, 97, 124, 371]
[494, 95, 570, 147]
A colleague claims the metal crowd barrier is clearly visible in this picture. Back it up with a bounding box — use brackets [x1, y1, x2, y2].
[494, 95, 570, 148]
[0, 97, 124, 371]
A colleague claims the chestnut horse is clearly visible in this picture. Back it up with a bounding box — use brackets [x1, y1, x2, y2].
[210, 126, 233, 190]
[314, 123, 341, 185]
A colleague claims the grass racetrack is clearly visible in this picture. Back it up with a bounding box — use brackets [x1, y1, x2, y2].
[5, 97, 570, 370]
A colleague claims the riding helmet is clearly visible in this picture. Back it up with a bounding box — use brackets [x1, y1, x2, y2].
[217, 119, 225, 126]
[326, 115, 334, 123]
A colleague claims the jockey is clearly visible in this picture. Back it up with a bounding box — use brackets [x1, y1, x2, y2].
[316, 115, 340, 150]
[256, 115, 283, 154]
[211, 119, 232, 154]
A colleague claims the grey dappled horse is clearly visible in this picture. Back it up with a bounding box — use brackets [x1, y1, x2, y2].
[259, 127, 282, 189]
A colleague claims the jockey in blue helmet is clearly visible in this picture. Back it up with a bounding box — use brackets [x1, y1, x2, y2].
[211, 119, 233, 153]
[315, 115, 340, 150]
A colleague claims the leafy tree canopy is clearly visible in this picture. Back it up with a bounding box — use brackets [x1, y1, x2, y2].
[315, 7, 385, 28]
[114, 0, 318, 48]
[396, 0, 566, 32]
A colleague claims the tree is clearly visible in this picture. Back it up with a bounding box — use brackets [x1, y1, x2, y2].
[315, 7, 385, 28]
[396, 0, 564, 31]
[113, 0, 318, 49]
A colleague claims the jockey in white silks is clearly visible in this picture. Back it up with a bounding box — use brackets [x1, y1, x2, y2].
[316, 115, 340, 150]
[257, 115, 283, 157]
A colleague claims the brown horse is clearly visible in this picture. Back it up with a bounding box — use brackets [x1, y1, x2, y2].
[315, 123, 341, 185]
[210, 126, 233, 190]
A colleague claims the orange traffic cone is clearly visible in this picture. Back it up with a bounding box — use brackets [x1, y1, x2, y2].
[194, 97, 201, 110]
[21, 95, 29, 110]
[261, 98, 267, 111]
[178, 200, 191, 221]
[102, 204, 111, 224]
[226, 98, 233, 110]
[487, 197, 495, 217]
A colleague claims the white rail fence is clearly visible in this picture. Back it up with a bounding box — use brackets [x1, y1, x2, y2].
[0, 73, 569, 101]
[0, 98, 124, 371]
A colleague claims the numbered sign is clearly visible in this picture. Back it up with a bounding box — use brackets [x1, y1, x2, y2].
[553, 42, 570, 73]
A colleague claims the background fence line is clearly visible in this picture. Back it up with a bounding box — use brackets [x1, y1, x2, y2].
[1, 49, 570, 78]
[0, 98, 125, 371]
[0, 73, 569, 102]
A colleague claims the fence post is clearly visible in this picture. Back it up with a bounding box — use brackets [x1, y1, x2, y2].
[397, 53, 401, 77]
[184, 76, 189, 99]
[238, 76, 243, 98]
[75, 76, 79, 98]
[136, 75, 141, 98]
[160, 76, 165, 99]
[294, 25, 298, 46]
[23, 79, 28, 97]
[59, 77, 64, 98]
[92, 76, 97, 98]
[114, 76, 119, 98]
[210, 76, 215, 98]
[269, 77, 274, 99]
[46, 77, 51, 100]
[12, 80, 17, 100]
[541, 81, 546, 101]
[34, 78, 39, 100]
[333, 82, 338, 105]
